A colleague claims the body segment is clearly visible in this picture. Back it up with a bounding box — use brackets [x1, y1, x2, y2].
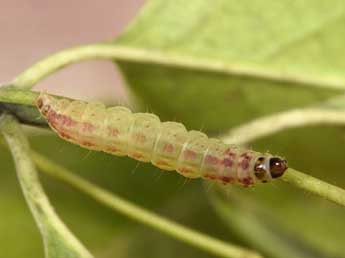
[36, 93, 287, 187]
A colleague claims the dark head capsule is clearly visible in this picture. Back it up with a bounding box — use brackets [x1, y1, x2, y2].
[269, 157, 288, 178]
[254, 156, 288, 182]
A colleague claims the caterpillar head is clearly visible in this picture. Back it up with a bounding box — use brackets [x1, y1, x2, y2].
[254, 156, 287, 183]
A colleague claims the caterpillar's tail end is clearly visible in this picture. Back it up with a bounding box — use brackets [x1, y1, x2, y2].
[269, 157, 288, 179]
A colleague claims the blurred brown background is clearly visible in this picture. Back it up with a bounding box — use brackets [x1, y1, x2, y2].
[0, 0, 145, 102]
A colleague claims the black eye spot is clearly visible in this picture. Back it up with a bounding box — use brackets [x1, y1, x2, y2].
[269, 158, 288, 178]
[254, 157, 266, 179]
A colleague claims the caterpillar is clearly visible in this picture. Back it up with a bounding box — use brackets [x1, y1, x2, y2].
[36, 93, 287, 187]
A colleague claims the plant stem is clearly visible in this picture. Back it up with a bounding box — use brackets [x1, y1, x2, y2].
[0, 113, 93, 258]
[0, 87, 38, 106]
[31, 150, 263, 258]
[222, 108, 345, 145]
[220, 107, 345, 207]
[282, 168, 345, 207]
[12, 43, 345, 91]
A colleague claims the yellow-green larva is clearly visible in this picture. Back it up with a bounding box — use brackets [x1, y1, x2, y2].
[36, 93, 288, 187]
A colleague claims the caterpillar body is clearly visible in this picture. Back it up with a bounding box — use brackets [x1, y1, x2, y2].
[36, 93, 287, 187]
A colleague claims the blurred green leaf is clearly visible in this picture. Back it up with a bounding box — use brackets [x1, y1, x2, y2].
[0, 114, 93, 258]
[209, 185, 338, 258]
[115, 0, 345, 131]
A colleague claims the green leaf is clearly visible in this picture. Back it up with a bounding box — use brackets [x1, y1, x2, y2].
[209, 187, 331, 258]
[115, 0, 345, 131]
[0, 114, 93, 258]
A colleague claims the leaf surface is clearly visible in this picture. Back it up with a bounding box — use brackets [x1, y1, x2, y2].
[115, 0, 345, 131]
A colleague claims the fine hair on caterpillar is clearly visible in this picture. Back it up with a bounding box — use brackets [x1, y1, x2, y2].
[36, 93, 288, 187]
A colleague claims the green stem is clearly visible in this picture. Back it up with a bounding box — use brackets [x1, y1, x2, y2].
[220, 107, 345, 207]
[222, 108, 345, 145]
[0, 87, 45, 127]
[12, 43, 345, 91]
[0, 87, 39, 106]
[0, 113, 93, 258]
[282, 168, 345, 207]
[31, 151, 263, 258]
